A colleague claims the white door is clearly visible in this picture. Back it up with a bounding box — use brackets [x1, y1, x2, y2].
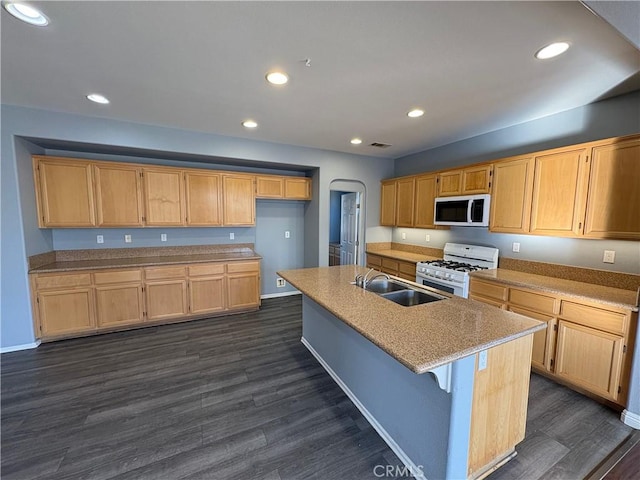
[340, 193, 360, 265]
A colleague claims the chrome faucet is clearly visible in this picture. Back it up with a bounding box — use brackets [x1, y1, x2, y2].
[364, 272, 390, 289]
[355, 268, 390, 289]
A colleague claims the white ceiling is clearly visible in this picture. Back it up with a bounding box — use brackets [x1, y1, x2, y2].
[2, 1, 639, 159]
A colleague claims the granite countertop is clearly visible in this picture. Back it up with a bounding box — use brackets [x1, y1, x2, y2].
[366, 249, 440, 263]
[277, 265, 545, 374]
[470, 269, 639, 312]
[29, 250, 262, 273]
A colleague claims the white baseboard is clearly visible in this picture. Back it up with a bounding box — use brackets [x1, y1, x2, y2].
[301, 336, 426, 480]
[621, 409, 640, 429]
[261, 290, 301, 299]
[1, 340, 41, 354]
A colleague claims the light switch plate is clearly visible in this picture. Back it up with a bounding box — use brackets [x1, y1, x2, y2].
[401, 232, 406, 240]
[512, 242, 520, 253]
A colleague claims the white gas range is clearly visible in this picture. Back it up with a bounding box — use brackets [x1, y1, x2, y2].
[416, 243, 499, 298]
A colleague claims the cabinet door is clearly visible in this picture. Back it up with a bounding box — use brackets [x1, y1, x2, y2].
[462, 165, 492, 194]
[143, 168, 185, 226]
[145, 280, 188, 320]
[223, 175, 255, 226]
[38, 288, 95, 336]
[184, 172, 222, 226]
[94, 164, 144, 227]
[414, 174, 439, 228]
[95, 284, 144, 327]
[284, 178, 311, 200]
[189, 276, 226, 314]
[489, 157, 534, 234]
[530, 148, 590, 236]
[380, 180, 397, 226]
[227, 273, 260, 310]
[555, 320, 624, 401]
[395, 177, 415, 227]
[255, 176, 284, 198]
[35, 158, 96, 227]
[583, 138, 640, 240]
[509, 306, 556, 372]
[437, 170, 463, 196]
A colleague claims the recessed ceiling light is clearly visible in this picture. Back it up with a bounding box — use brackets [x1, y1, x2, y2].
[535, 42, 570, 60]
[4, 2, 49, 26]
[350, 138, 363, 145]
[266, 71, 289, 85]
[407, 109, 424, 118]
[242, 120, 258, 128]
[86, 93, 110, 104]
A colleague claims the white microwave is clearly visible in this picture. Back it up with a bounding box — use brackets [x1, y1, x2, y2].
[434, 194, 490, 227]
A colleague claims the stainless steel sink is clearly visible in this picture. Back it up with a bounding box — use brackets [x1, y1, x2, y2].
[379, 289, 445, 307]
[364, 279, 409, 294]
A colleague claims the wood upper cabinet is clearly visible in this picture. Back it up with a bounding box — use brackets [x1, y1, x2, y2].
[529, 148, 590, 236]
[380, 180, 397, 226]
[255, 175, 312, 200]
[583, 138, 640, 240]
[184, 171, 222, 226]
[223, 174, 255, 226]
[284, 177, 311, 200]
[94, 164, 144, 227]
[395, 177, 415, 227]
[413, 174, 439, 229]
[437, 164, 492, 197]
[142, 167, 185, 226]
[93, 269, 144, 328]
[34, 157, 96, 227]
[489, 156, 534, 234]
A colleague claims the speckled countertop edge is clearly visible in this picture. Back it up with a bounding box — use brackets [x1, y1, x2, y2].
[471, 269, 639, 312]
[278, 265, 545, 374]
[365, 249, 440, 263]
[29, 250, 262, 273]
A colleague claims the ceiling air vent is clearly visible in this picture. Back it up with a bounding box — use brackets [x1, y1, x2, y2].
[370, 142, 392, 148]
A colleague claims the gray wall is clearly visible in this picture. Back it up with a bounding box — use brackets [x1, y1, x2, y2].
[392, 91, 640, 274]
[1, 104, 393, 350]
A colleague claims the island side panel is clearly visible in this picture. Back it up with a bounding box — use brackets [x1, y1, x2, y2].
[301, 296, 453, 479]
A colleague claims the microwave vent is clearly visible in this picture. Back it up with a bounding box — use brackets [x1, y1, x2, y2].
[370, 142, 392, 148]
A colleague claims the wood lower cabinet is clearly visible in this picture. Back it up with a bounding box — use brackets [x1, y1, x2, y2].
[226, 261, 261, 310]
[31, 259, 261, 341]
[469, 277, 636, 406]
[33, 157, 96, 227]
[366, 254, 416, 281]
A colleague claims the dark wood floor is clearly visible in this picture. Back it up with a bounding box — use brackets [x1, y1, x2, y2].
[1, 296, 635, 479]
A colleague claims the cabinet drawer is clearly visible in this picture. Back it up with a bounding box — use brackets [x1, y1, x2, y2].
[94, 269, 142, 285]
[470, 294, 505, 309]
[35, 273, 92, 289]
[470, 279, 507, 301]
[227, 261, 260, 274]
[509, 288, 556, 314]
[188, 263, 225, 277]
[560, 301, 626, 335]
[399, 261, 417, 276]
[144, 266, 186, 280]
[367, 255, 382, 267]
[381, 258, 399, 271]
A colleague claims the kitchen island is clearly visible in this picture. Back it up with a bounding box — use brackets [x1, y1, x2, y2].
[278, 265, 545, 480]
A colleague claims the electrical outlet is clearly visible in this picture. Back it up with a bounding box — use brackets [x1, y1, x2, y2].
[276, 278, 286, 288]
[124, 234, 132, 243]
[425, 234, 430, 242]
[478, 350, 488, 371]
[512, 242, 520, 253]
[603, 250, 615, 264]
[230, 232, 235, 240]
[96, 235, 104, 244]
[401, 232, 406, 240]
[285, 231, 290, 239]
[161, 233, 167, 242]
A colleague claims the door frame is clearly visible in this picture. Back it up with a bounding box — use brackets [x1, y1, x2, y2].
[329, 180, 367, 266]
